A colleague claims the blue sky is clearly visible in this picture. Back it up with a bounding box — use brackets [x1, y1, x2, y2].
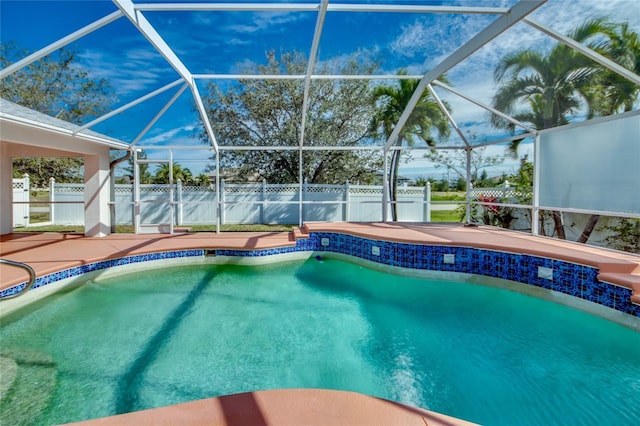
[1, 0, 639, 179]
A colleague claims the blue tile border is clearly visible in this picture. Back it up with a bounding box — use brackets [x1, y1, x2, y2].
[2, 233, 638, 318]
[0, 249, 204, 299]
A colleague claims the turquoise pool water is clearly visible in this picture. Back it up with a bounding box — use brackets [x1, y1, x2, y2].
[1, 257, 639, 425]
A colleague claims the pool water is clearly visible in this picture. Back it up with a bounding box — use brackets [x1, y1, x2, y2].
[1, 257, 639, 425]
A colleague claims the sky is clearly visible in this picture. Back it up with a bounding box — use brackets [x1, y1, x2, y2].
[1, 0, 639, 180]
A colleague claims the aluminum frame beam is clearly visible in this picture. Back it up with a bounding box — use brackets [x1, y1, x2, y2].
[426, 84, 470, 147]
[131, 83, 189, 147]
[192, 83, 220, 153]
[299, 0, 329, 149]
[193, 74, 427, 80]
[135, 3, 319, 12]
[113, 0, 220, 152]
[431, 80, 537, 134]
[73, 78, 184, 134]
[135, 3, 508, 14]
[298, 0, 329, 227]
[471, 132, 537, 149]
[327, 5, 507, 14]
[113, 0, 192, 82]
[384, 0, 547, 151]
[0, 11, 123, 80]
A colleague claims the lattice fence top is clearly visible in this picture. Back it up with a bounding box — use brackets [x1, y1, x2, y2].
[397, 187, 427, 195]
[470, 187, 532, 199]
[55, 184, 85, 193]
[114, 185, 184, 194]
[264, 185, 299, 193]
[42, 182, 434, 197]
[225, 184, 262, 193]
[348, 184, 384, 194]
[13, 181, 26, 190]
[181, 186, 215, 192]
[137, 185, 174, 193]
[305, 185, 344, 194]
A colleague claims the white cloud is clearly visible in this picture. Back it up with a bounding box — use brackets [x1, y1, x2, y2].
[316, 46, 382, 72]
[225, 11, 307, 34]
[142, 124, 198, 145]
[78, 47, 176, 96]
[227, 38, 252, 46]
[389, 20, 433, 58]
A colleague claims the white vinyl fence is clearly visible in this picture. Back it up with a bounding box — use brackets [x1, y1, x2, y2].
[8, 177, 621, 248]
[13, 178, 434, 226]
[15, 175, 540, 228]
[12, 175, 30, 227]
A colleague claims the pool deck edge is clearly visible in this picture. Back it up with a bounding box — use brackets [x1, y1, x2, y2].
[67, 388, 478, 426]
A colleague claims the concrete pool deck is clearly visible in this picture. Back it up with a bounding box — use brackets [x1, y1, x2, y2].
[2, 223, 639, 302]
[69, 389, 477, 426]
[1, 222, 639, 425]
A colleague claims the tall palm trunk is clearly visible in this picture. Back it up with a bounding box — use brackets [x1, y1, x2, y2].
[551, 211, 566, 240]
[577, 215, 600, 243]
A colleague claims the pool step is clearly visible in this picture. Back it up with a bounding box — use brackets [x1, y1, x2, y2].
[0, 349, 57, 425]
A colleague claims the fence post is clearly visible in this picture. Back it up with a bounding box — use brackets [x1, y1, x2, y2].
[344, 180, 350, 222]
[503, 180, 510, 199]
[302, 178, 308, 222]
[423, 181, 431, 222]
[23, 174, 30, 227]
[220, 179, 226, 225]
[177, 179, 183, 226]
[49, 177, 55, 225]
[261, 179, 267, 224]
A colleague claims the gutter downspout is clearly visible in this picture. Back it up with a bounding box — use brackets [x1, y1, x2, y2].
[109, 150, 131, 233]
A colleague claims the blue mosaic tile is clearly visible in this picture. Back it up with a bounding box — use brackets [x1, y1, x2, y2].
[622, 301, 640, 316]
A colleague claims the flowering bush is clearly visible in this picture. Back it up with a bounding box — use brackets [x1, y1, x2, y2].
[475, 194, 514, 228]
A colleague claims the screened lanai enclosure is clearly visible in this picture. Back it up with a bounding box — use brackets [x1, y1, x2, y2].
[1, 0, 638, 249]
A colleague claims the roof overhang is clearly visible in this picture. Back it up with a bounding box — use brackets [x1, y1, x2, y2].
[0, 100, 129, 154]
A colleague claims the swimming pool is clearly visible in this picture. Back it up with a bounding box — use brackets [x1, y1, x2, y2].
[1, 256, 639, 425]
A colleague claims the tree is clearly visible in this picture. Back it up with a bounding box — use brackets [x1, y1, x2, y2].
[490, 18, 636, 241]
[201, 51, 381, 185]
[117, 151, 153, 184]
[11, 158, 83, 188]
[413, 176, 428, 187]
[371, 71, 450, 220]
[583, 22, 640, 116]
[1, 42, 116, 124]
[604, 219, 640, 254]
[2, 42, 117, 183]
[154, 163, 193, 185]
[424, 137, 504, 189]
[195, 173, 212, 187]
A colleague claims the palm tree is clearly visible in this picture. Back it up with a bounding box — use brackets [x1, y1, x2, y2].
[154, 163, 193, 185]
[371, 71, 450, 221]
[491, 18, 637, 241]
[195, 173, 212, 187]
[121, 151, 153, 184]
[584, 22, 640, 116]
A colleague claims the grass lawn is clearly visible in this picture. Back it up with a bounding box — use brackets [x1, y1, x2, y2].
[430, 210, 462, 222]
[430, 191, 466, 202]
